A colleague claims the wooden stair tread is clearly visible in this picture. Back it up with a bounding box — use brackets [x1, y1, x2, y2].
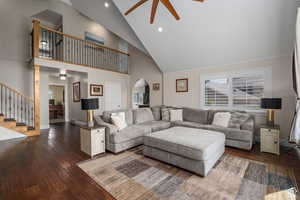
[4, 118, 16, 122]
[27, 126, 35, 131]
[16, 123, 27, 127]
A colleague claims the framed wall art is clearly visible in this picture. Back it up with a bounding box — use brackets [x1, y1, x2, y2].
[153, 83, 160, 91]
[176, 78, 188, 92]
[90, 84, 103, 96]
[73, 82, 81, 102]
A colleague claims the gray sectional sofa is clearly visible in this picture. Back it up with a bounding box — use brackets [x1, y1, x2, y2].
[95, 106, 255, 153]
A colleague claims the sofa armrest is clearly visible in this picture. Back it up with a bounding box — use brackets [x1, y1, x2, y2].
[94, 115, 119, 135]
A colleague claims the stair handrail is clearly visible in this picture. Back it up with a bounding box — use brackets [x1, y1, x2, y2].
[0, 83, 34, 102]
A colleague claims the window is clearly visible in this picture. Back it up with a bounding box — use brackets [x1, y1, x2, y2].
[232, 76, 264, 109]
[205, 78, 229, 106]
[203, 73, 266, 110]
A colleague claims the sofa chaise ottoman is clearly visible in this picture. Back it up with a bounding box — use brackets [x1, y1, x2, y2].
[143, 126, 225, 176]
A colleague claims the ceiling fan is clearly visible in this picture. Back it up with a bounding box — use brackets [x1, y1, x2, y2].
[124, 0, 204, 24]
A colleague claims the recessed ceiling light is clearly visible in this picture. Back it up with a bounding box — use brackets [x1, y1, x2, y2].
[158, 27, 163, 32]
[104, 2, 109, 7]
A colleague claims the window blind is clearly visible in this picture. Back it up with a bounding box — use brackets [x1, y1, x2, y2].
[232, 76, 264, 109]
[205, 78, 229, 106]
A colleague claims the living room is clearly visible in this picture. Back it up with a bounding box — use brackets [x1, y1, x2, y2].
[0, 0, 299, 200]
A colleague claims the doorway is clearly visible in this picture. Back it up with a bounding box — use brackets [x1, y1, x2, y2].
[49, 85, 65, 124]
[105, 81, 122, 111]
[132, 79, 150, 109]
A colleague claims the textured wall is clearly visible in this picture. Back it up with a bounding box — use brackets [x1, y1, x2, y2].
[163, 56, 296, 140]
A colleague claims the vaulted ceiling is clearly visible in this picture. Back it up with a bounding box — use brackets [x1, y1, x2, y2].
[112, 0, 297, 72]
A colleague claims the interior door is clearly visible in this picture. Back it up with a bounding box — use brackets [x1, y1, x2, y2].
[105, 81, 122, 111]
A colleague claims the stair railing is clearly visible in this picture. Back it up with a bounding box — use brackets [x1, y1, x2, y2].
[32, 22, 130, 74]
[0, 83, 34, 128]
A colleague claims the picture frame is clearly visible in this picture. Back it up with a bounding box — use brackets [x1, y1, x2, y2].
[90, 84, 103, 96]
[85, 32, 104, 45]
[73, 82, 81, 102]
[153, 83, 160, 91]
[176, 78, 188, 92]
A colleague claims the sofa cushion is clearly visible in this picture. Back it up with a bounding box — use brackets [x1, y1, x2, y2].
[170, 109, 183, 121]
[102, 109, 133, 125]
[228, 112, 251, 129]
[138, 121, 171, 132]
[182, 107, 208, 124]
[109, 125, 150, 144]
[212, 112, 231, 127]
[207, 110, 247, 124]
[206, 125, 253, 142]
[144, 127, 225, 161]
[151, 106, 161, 121]
[133, 108, 154, 124]
[111, 112, 127, 130]
[161, 107, 171, 121]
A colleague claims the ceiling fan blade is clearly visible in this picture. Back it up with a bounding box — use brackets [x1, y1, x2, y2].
[160, 0, 180, 21]
[125, 0, 149, 16]
[150, 0, 159, 24]
[193, 0, 204, 2]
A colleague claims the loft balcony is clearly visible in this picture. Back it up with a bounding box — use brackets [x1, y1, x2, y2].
[31, 21, 129, 74]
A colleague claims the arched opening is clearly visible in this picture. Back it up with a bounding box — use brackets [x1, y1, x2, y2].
[132, 79, 150, 109]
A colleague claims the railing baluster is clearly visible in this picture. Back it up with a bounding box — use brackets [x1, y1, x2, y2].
[37, 25, 129, 73]
[17, 94, 19, 123]
[5, 87, 7, 117]
[21, 96, 23, 122]
[14, 92, 15, 120]
[27, 100, 29, 126]
[9, 90, 11, 119]
[0, 85, 2, 114]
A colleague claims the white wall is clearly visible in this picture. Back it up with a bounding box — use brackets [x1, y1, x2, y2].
[68, 74, 88, 122]
[129, 46, 163, 107]
[163, 56, 296, 140]
[71, 0, 148, 54]
[40, 71, 50, 129]
[0, 0, 122, 97]
[0, 0, 151, 129]
[35, 58, 130, 120]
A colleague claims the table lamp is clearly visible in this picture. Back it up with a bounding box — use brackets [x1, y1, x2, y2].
[81, 98, 99, 127]
[261, 98, 282, 126]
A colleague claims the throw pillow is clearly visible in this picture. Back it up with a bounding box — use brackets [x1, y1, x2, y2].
[228, 112, 250, 129]
[170, 109, 183, 121]
[151, 106, 161, 121]
[212, 112, 231, 127]
[111, 112, 127, 130]
[161, 108, 171, 121]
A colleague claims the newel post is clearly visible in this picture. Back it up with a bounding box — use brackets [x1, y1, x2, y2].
[33, 20, 41, 134]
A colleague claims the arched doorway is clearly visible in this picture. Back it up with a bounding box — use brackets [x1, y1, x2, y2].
[132, 79, 150, 109]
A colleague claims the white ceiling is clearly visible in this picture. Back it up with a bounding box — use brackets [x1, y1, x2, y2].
[112, 0, 298, 72]
[70, 0, 148, 54]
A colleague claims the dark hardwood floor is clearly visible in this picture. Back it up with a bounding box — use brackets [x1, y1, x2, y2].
[0, 123, 299, 200]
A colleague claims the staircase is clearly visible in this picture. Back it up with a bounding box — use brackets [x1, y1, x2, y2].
[0, 83, 38, 136]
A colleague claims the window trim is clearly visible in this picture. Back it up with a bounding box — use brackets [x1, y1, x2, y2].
[200, 67, 272, 111]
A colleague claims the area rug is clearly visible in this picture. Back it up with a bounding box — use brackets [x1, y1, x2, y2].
[78, 148, 299, 200]
[0, 127, 26, 141]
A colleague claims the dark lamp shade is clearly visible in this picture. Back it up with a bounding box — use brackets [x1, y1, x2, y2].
[81, 98, 99, 110]
[261, 98, 282, 109]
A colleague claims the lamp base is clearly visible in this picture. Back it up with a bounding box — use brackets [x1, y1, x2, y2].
[266, 109, 275, 127]
[87, 110, 94, 128]
[87, 120, 94, 128]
